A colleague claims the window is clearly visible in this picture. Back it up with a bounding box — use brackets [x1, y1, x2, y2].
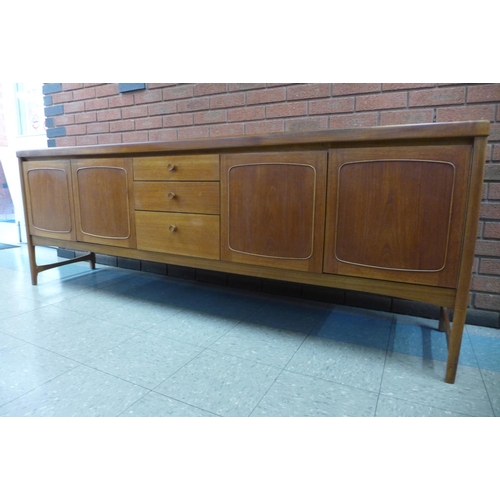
[15, 83, 45, 136]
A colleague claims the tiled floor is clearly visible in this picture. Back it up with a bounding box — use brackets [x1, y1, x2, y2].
[0, 242, 499, 417]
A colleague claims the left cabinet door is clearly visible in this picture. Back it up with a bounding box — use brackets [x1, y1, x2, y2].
[71, 158, 136, 248]
[22, 160, 77, 241]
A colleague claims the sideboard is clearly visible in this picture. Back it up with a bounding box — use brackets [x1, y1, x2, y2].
[17, 121, 489, 383]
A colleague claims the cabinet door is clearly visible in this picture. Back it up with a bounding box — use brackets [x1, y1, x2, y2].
[72, 158, 136, 248]
[324, 145, 471, 287]
[22, 160, 76, 241]
[221, 151, 327, 272]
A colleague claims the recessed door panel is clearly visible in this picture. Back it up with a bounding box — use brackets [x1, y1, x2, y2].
[221, 151, 327, 272]
[72, 159, 136, 248]
[336, 159, 454, 271]
[324, 145, 471, 287]
[22, 160, 76, 241]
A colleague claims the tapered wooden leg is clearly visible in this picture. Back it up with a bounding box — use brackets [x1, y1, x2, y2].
[445, 307, 467, 384]
[438, 307, 451, 341]
[26, 234, 39, 285]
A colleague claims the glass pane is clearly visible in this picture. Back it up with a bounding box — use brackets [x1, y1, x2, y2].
[15, 83, 45, 136]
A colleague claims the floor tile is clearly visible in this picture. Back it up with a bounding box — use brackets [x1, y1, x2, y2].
[195, 289, 265, 321]
[468, 336, 500, 372]
[0, 250, 100, 303]
[0, 247, 36, 274]
[96, 298, 181, 331]
[389, 318, 479, 368]
[32, 318, 141, 363]
[0, 332, 26, 352]
[380, 352, 494, 416]
[314, 308, 393, 350]
[251, 370, 378, 417]
[0, 365, 148, 417]
[466, 325, 500, 339]
[1, 243, 498, 419]
[154, 349, 281, 417]
[0, 290, 42, 320]
[6, 279, 92, 306]
[50, 288, 135, 315]
[0, 305, 92, 342]
[248, 298, 330, 334]
[98, 274, 164, 297]
[0, 343, 78, 406]
[88, 333, 203, 389]
[55, 267, 135, 290]
[146, 310, 240, 347]
[287, 336, 387, 392]
[481, 370, 500, 416]
[375, 395, 469, 417]
[119, 392, 217, 417]
[211, 322, 307, 368]
[135, 279, 212, 309]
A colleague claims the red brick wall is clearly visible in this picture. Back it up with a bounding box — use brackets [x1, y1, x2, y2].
[43, 83, 500, 322]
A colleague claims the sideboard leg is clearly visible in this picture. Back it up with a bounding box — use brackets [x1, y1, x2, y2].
[26, 234, 39, 285]
[438, 307, 451, 341]
[25, 239, 97, 286]
[445, 307, 467, 384]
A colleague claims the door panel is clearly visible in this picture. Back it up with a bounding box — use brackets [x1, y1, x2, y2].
[221, 151, 327, 272]
[22, 160, 76, 241]
[72, 158, 136, 248]
[324, 145, 471, 287]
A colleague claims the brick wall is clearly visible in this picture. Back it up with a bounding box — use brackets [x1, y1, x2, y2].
[43, 83, 500, 326]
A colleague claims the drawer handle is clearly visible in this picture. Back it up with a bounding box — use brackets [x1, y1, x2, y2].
[167, 192, 176, 200]
[169, 225, 177, 232]
[167, 163, 177, 172]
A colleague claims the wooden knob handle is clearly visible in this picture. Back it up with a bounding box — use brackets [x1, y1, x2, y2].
[169, 225, 177, 232]
[167, 163, 176, 171]
[167, 192, 176, 200]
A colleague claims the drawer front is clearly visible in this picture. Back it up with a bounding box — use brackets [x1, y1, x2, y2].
[136, 212, 220, 260]
[134, 182, 219, 214]
[134, 155, 219, 181]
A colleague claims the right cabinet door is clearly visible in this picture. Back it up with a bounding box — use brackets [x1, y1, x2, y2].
[324, 144, 471, 288]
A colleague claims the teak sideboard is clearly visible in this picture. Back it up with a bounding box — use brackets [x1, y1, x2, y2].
[17, 121, 490, 384]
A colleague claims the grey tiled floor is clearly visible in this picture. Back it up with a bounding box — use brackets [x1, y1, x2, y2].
[0, 244, 499, 417]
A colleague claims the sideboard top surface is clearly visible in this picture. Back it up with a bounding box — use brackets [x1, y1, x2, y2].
[17, 121, 490, 159]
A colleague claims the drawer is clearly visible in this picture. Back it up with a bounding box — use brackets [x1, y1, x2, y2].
[134, 182, 219, 214]
[133, 155, 219, 181]
[135, 211, 220, 260]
